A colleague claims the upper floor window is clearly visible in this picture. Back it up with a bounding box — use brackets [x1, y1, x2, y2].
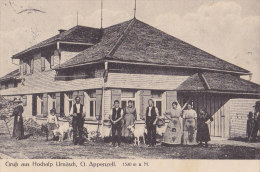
[30, 58, 34, 74]
[23, 62, 27, 75]
[41, 57, 45, 71]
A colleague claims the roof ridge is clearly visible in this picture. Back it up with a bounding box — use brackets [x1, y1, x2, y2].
[106, 18, 136, 57]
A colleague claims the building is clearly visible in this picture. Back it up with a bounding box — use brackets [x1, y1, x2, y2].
[0, 18, 259, 138]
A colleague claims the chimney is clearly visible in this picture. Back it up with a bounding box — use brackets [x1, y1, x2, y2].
[58, 29, 66, 34]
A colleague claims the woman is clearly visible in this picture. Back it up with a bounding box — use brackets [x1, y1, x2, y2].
[196, 108, 213, 147]
[183, 104, 197, 145]
[163, 101, 182, 145]
[11, 98, 24, 140]
[122, 100, 137, 142]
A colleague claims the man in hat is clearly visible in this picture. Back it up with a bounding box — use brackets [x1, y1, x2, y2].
[10, 98, 24, 140]
[69, 96, 85, 145]
[251, 101, 260, 141]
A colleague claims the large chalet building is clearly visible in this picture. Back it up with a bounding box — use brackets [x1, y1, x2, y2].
[0, 18, 259, 138]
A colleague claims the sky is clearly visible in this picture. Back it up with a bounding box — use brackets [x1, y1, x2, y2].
[0, 0, 259, 83]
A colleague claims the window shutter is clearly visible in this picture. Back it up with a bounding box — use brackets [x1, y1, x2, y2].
[42, 93, 48, 117]
[140, 90, 151, 117]
[95, 89, 103, 118]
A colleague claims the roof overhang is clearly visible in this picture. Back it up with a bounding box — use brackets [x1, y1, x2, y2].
[12, 41, 94, 59]
[56, 59, 251, 75]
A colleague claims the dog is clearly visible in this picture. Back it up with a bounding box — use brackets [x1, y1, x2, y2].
[52, 124, 73, 142]
[127, 124, 147, 146]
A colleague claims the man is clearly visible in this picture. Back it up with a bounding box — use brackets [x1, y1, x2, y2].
[70, 96, 84, 145]
[145, 99, 159, 147]
[110, 100, 124, 147]
[251, 101, 260, 142]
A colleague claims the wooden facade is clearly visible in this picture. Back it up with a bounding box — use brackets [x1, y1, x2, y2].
[1, 19, 260, 139]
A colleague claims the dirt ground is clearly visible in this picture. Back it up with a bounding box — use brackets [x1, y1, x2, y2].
[0, 132, 259, 159]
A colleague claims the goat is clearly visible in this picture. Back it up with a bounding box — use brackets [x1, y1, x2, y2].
[127, 124, 147, 146]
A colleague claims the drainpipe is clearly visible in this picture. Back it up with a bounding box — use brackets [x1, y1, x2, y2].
[101, 61, 108, 137]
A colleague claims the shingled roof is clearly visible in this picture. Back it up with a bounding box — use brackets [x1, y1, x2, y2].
[176, 72, 260, 95]
[12, 25, 102, 59]
[0, 69, 20, 82]
[57, 18, 249, 74]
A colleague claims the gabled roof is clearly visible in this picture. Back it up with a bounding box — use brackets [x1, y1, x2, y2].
[57, 18, 249, 74]
[12, 25, 102, 59]
[0, 69, 20, 82]
[177, 72, 260, 95]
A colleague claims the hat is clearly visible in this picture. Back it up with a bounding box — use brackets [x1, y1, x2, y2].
[253, 100, 260, 107]
[13, 98, 22, 103]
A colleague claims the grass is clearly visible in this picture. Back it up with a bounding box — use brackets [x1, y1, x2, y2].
[0, 134, 259, 159]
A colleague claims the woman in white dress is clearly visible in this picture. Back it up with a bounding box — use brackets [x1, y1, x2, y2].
[182, 104, 197, 145]
[163, 101, 182, 145]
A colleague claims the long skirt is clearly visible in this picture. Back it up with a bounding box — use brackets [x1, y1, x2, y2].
[183, 118, 197, 145]
[196, 123, 210, 142]
[13, 116, 24, 140]
[122, 114, 135, 138]
[163, 118, 182, 145]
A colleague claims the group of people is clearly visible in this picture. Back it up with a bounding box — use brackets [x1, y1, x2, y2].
[247, 101, 260, 142]
[110, 99, 213, 147]
[9, 96, 260, 147]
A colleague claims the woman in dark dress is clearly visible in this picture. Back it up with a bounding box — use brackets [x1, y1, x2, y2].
[196, 108, 213, 147]
[11, 98, 24, 140]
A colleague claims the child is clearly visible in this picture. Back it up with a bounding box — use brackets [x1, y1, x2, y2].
[47, 108, 59, 140]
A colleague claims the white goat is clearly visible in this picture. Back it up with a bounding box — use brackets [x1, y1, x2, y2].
[53, 124, 73, 142]
[127, 124, 147, 146]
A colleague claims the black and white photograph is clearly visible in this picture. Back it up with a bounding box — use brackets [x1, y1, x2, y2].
[0, 0, 259, 171]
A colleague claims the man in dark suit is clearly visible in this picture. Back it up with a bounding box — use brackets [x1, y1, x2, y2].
[110, 100, 124, 147]
[145, 99, 159, 147]
[70, 96, 85, 145]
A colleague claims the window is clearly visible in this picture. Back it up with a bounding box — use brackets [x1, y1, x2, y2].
[23, 62, 27, 75]
[89, 99, 96, 117]
[49, 93, 56, 110]
[89, 91, 96, 117]
[41, 57, 45, 71]
[41, 101, 44, 114]
[30, 58, 34, 73]
[155, 100, 162, 116]
[121, 90, 136, 110]
[151, 90, 163, 116]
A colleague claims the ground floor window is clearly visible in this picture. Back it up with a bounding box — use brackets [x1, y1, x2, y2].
[121, 90, 136, 109]
[151, 90, 163, 116]
[89, 99, 96, 117]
